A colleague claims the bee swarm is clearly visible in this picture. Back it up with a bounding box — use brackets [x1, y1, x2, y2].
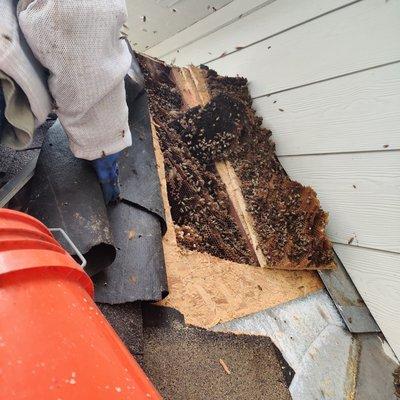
[138, 55, 334, 270]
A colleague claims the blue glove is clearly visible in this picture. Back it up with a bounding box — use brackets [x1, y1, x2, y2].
[92, 152, 121, 205]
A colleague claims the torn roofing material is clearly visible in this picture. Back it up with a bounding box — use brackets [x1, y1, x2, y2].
[16, 120, 116, 277]
[93, 200, 168, 303]
[121, 91, 166, 234]
[141, 305, 293, 400]
[94, 92, 168, 304]
[11, 91, 168, 303]
[0, 121, 48, 201]
[98, 302, 144, 357]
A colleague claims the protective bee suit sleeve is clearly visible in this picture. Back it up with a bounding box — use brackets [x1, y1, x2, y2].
[17, 0, 133, 160]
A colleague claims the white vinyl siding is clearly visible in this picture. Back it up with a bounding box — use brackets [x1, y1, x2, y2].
[126, 0, 232, 52]
[146, 0, 400, 358]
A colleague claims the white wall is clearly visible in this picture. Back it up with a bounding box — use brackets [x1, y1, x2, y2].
[146, 0, 400, 358]
[125, 0, 232, 52]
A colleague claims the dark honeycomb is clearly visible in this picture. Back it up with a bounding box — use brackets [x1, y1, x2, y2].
[138, 55, 256, 265]
[202, 66, 334, 267]
[136, 54, 333, 269]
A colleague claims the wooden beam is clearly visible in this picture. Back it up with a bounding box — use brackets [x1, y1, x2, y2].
[215, 160, 267, 267]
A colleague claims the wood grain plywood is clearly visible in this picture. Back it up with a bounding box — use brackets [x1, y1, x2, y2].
[151, 122, 323, 328]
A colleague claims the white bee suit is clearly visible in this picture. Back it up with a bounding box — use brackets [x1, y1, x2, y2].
[0, 0, 132, 160]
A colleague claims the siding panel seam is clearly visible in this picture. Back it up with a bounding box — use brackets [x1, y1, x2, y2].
[202, 0, 363, 65]
[149, 0, 278, 58]
[253, 60, 400, 99]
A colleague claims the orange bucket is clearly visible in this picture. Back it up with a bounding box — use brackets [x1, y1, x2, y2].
[0, 210, 161, 400]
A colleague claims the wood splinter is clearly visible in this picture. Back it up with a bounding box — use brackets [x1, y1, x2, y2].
[219, 358, 232, 375]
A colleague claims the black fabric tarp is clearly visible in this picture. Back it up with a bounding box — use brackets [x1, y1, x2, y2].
[11, 88, 167, 303]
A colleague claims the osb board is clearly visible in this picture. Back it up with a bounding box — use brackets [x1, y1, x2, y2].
[152, 122, 322, 328]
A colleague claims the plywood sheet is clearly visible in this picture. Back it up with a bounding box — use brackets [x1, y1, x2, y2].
[159, 244, 323, 328]
[152, 123, 322, 328]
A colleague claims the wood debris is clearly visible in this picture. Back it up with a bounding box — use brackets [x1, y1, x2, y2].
[394, 366, 400, 398]
[128, 229, 136, 240]
[219, 358, 232, 375]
